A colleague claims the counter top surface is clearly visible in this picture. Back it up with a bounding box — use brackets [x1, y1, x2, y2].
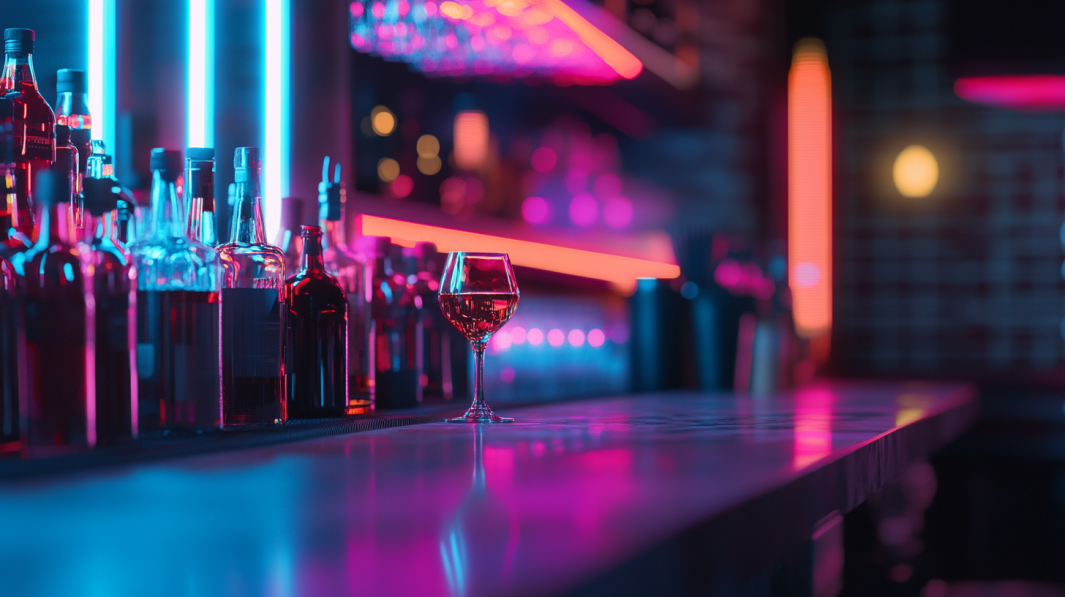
[0, 382, 976, 597]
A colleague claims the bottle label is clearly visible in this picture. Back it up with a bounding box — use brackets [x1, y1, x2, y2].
[222, 288, 283, 377]
[56, 114, 91, 130]
[15, 121, 55, 163]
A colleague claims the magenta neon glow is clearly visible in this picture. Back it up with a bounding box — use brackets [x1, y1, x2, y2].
[568, 193, 597, 227]
[521, 196, 551, 224]
[587, 328, 605, 347]
[955, 76, 1065, 111]
[348, 0, 638, 84]
[547, 328, 565, 347]
[567, 329, 585, 347]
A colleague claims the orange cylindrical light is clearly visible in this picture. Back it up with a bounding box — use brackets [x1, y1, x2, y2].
[453, 110, 489, 170]
[788, 38, 832, 339]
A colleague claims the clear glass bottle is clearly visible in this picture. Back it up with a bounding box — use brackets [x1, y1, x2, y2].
[319, 157, 372, 412]
[217, 147, 286, 425]
[1, 28, 55, 238]
[81, 151, 137, 444]
[285, 226, 347, 417]
[185, 147, 218, 246]
[274, 196, 303, 276]
[130, 148, 221, 433]
[55, 69, 91, 189]
[16, 167, 94, 452]
[53, 125, 82, 229]
[370, 239, 420, 409]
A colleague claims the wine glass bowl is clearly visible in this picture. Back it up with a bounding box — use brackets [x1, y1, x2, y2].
[438, 253, 519, 423]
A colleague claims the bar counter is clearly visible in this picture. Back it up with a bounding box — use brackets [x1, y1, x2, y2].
[0, 382, 976, 596]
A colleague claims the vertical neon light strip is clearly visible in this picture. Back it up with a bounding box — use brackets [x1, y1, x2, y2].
[188, 0, 215, 148]
[788, 38, 832, 339]
[88, 0, 116, 154]
[264, 0, 290, 239]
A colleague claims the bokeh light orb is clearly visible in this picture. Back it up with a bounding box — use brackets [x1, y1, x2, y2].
[390, 174, 414, 198]
[371, 105, 396, 136]
[893, 145, 938, 198]
[527, 328, 544, 346]
[530, 146, 557, 173]
[569, 193, 598, 227]
[587, 328, 605, 347]
[377, 158, 400, 182]
[522, 196, 551, 224]
[602, 196, 633, 229]
[547, 328, 565, 347]
[567, 329, 585, 347]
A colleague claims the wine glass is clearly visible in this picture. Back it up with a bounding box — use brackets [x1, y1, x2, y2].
[438, 252, 519, 423]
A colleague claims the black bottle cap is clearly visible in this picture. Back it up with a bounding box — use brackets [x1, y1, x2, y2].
[55, 124, 71, 146]
[150, 148, 183, 177]
[4, 29, 34, 54]
[34, 168, 66, 207]
[187, 147, 214, 161]
[56, 69, 87, 94]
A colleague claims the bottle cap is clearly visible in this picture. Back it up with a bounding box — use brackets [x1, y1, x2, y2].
[357, 235, 391, 258]
[4, 29, 34, 55]
[301, 225, 322, 237]
[150, 148, 183, 181]
[33, 168, 67, 207]
[56, 69, 87, 94]
[55, 124, 70, 146]
[187, 147, 214, 161]
[234, 147, 259, 170]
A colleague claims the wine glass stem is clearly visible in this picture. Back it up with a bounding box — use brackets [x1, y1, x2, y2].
[470, 341, 487, 413]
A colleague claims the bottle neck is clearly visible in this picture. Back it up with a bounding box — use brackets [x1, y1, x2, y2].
[229, 167, 266, 245]
[186, 196, 218, 245]
[149, 170, 185, 239]
[37, 200, 79, 247]
[1, 53, 38, 92]
[301, 233, 326, 273]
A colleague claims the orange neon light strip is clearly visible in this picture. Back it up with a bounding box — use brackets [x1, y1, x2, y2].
[534, 0, 643, 79]
[359, 215, 679, 286]
[788, 38, 832, 338]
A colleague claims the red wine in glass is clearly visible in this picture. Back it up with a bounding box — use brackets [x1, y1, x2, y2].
[438, 253, 519, 423]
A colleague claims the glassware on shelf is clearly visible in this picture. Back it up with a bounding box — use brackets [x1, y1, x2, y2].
[438, 252, 519, 423]
[412, 242, 452, 400]
[217, 147, 286, 426]
[54, 69, 91, 188]
[129, 148, 221, 433]
[80, 153, 137, 444]
[1, 28, 55, 237]
[274, 196, 304, 276]
[285, 226, 347, 417]
[16, 168, 95, 451]
[319, 157, 372, 412]
[53, 125, 82, 228]
[185, 147, 218, 246]
[369, 239, 420, 409]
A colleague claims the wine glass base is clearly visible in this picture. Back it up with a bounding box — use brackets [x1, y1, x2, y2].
[446, 406, 514, 423]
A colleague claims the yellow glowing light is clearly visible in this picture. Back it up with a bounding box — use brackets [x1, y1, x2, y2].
[378, 158, 400, 182]
[417, 155, 442, 175]
[893, 145, 939, 198]
[370, 106, 396, 136]
[496, 0, 527, 16]
[520, 7, 552, 25]
[440, 1, 465, 18]
[417, 134, 441, 158]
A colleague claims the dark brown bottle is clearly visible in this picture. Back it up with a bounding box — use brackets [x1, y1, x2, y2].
[285, 226, 347, 417]
[1, 29, 56, 238]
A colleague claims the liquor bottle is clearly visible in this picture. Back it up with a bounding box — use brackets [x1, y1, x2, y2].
[130, 148, 221, 433]
[0, 126, 21, 453]
[369, 239, 420, 409]
[53, 124, 82, 228]
[0, 122, 28, 255]
[185, 147, 218, 246]
[217, 147, 286, 426]
[16, 168, 94, 452]
[319, 157, 372, 412]
[285, 226, 347, 417]
[274, 196, 303, 276]
[85, 140, 135, 246]
[81, 156, 137, 444]
[55, 69, 91, 186]
[1, 28, 56, 238]
[413, 242, 452, 400]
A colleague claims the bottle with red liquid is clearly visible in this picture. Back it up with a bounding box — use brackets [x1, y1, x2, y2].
[16, 167, 94, 453]
[130, 148, 221, 433]
[81, 150, 137, 444]
[0, 122, 28, 256]
[285, 226, 347, 417]
[0, 28, 55, 238]
[217, 147, 286, 426]
[319, 157, 372, 412]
